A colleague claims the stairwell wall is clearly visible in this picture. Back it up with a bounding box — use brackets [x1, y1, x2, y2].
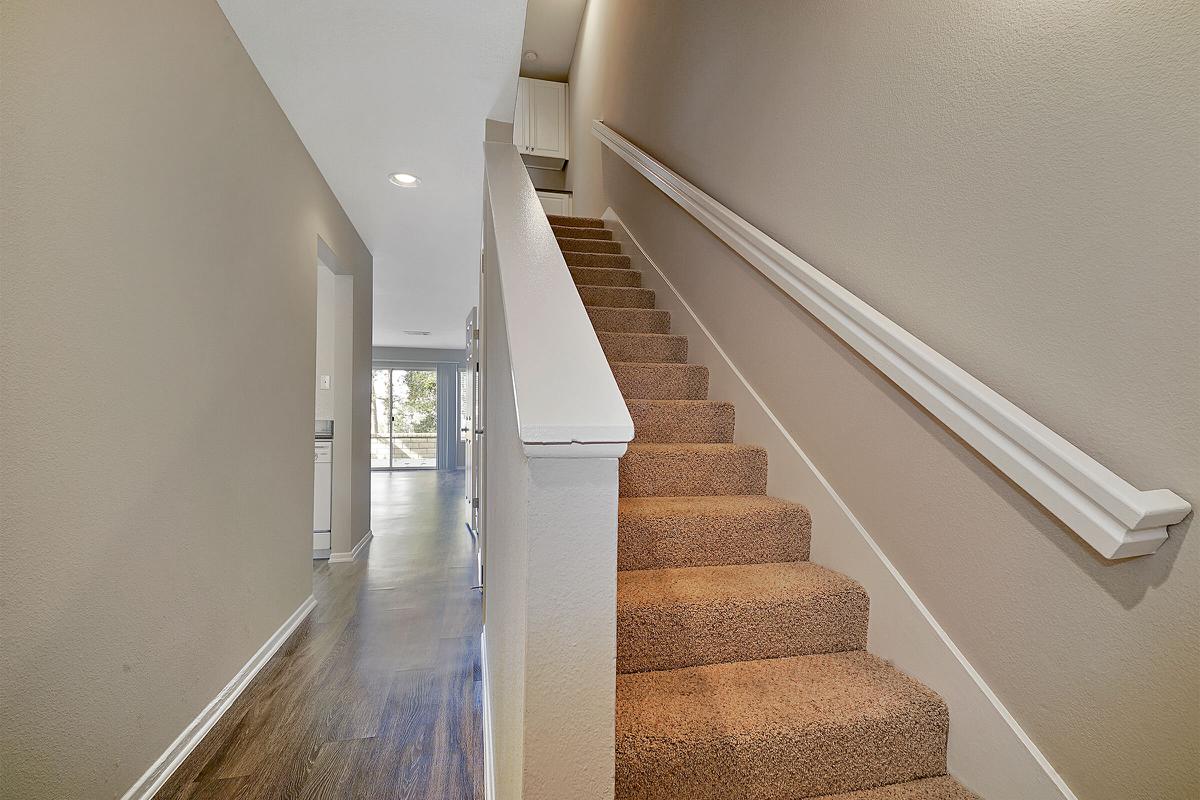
[566, 2, 1199, 799]
[0, 2, 372, 797]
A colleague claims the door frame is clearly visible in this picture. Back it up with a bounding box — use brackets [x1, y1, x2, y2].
[316, 237, 355, 556]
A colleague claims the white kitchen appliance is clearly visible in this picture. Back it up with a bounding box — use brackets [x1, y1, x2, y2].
[313, 420, 333, 556]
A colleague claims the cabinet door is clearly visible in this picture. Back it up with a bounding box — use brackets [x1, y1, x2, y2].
[536, 191, 571, 216]
[513, 78, 531, 151]
[528, 79, 567, 159]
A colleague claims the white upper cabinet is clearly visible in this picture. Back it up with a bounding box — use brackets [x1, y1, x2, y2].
[513, 80, 531, 154]
[535, 190, 572, 216]
[514, 77, 569, 168]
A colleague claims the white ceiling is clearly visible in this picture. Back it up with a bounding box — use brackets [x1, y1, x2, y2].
[518, 0, 587, 82]
[217, 0, 528, 349]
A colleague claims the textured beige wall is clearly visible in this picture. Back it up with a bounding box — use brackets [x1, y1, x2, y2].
[568, 2, 1199, 799]
[0, 2, 372, 797]
[527, 166, 568, 191]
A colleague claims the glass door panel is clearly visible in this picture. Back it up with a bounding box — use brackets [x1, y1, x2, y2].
[370, 369, 393, 469]
[371, 367, 438, 469]
[390, 369, 437, 468]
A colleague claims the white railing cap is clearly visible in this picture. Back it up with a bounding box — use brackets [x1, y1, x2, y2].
[484, 141, 633, 457]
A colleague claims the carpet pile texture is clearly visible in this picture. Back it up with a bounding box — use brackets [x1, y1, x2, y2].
[549, 212, 981, 800]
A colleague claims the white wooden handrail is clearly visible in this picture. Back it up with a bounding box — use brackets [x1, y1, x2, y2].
[593, 120, 1190, 558]
[483, 140, 633, 457]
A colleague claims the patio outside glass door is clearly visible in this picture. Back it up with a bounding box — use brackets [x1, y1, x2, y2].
[370, 368, 438, 469]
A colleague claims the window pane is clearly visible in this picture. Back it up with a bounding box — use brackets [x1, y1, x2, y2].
[370, 437, 391, 469]
[390, 369, 437, 467]
[392, 433, 436, 469]
[460, 368, 469, 442]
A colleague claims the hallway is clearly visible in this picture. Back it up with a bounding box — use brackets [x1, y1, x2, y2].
[156, 471, 483, 799]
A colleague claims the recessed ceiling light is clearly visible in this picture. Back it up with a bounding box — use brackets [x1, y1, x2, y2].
[388, 172, 421, 188]
[523, 50, 538, 62]
[403, 330, 431, 336]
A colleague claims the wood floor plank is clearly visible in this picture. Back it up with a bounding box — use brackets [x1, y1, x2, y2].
[173, 776, 249, 800]
[424, 636, 483, 799]
[362, 669, 442, 798]
[296, 739, 366, 800]
[155, 472, 481, 800]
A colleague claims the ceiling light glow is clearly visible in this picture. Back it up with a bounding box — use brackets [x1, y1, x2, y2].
[388, 172, 421, 187]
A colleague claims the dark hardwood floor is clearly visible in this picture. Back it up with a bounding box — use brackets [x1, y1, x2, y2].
[156, 470, 482, 800]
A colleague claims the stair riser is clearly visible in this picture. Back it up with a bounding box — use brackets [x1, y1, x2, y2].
[618, 501, 810, 571]
[552, 225, 613, 240]
[617, 584, 868, 673]
[616, 651, 951, 800]
[628, 400, 733, 443]
[814, 777, 978, 800]
[579, 285, 655, 309]
[620, 447, 767, 497]
[559, 237, 622, 254]
[571, 267, 642, 288]
[600, 334, 688, 364]
[588, 307, 670, 335]
[615, 708, 948, 800]
[548, 214, 604, 228]
[611, 363, 708, 400]
[565, 251, 632, 269]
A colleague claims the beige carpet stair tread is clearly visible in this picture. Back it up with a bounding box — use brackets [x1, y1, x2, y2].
[588, 306, 671, 335]
[552, 224, 613, 240]
[578, 285, 656, 309]
[538, 208, 962, 800]
[558, 236, 622, 253]
[565, 250, 632, 269]
[617, 561, 868, 673]
[611, 362, 708, 400]
[620, 443, 768, 497]
[813, 777, 979, 800]
[626, 399, 734, 443]
[570, 266, 642, 287]
[547, 213, 604, 228]
[618, 495, 810, 570]
[616, 650, 949, 800]
[599, 332, 688, 364]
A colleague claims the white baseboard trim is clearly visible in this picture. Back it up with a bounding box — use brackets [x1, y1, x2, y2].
[480, 628, 497, 800]
[605, 208, 1077, 800]
[329, 529, 373, 563]
[121, 594, 317, 800]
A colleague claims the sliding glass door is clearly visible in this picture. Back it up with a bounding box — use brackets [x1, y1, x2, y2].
[370, 368, 438, 469]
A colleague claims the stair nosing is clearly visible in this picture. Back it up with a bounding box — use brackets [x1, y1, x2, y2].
[599, 331, 686, 340]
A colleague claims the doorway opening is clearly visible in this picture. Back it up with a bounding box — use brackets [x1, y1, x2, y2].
[314, 237, 354, 559]
[371, 367, 439, 469]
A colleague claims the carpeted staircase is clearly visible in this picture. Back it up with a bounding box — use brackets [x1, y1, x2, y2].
[549, 213, 981, 800]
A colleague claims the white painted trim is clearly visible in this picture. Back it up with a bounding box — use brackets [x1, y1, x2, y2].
[120, 595, 317, 800]
[607, 208, 1076, 800]
[483, 141, 634, 454]
[522, 441, 628, 458]
[480, 628, 497, 800]
[329, 529, 373, 563]
[593, 121, 1189, 559]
